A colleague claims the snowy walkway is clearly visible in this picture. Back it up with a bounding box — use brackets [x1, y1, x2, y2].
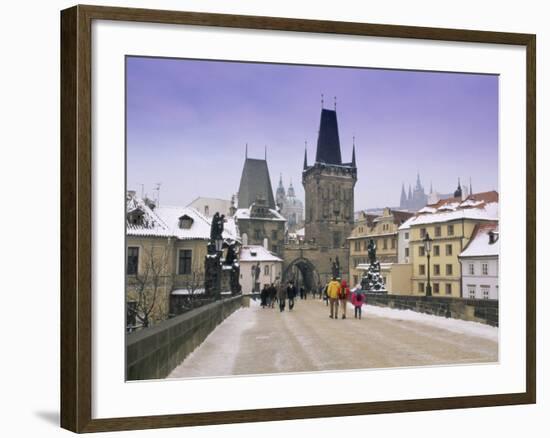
[168, 298, 498, 379]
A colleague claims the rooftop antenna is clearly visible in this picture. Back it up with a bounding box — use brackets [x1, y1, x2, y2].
[154, 182, 162, 207]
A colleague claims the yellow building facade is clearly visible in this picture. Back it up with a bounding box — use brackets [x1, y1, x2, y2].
[407, 191, 499, 297]
[348, 208, 413, 287]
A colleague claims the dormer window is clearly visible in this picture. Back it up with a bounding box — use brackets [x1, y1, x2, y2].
[178, 214, 194, 229]
[127, 208, 145, 226]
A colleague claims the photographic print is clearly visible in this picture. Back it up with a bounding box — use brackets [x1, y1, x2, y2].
[125, 56, 499, 381]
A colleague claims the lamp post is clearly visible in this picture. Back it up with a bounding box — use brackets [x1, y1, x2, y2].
[423, 232, 433, 296]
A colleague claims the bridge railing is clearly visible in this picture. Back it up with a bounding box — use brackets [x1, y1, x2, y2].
[364, 292, 499, 326]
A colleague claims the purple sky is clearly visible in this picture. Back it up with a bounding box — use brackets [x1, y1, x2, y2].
[126, 56, 498, 211]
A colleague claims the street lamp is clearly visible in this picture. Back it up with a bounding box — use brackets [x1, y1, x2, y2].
[423, 232, 433, 297]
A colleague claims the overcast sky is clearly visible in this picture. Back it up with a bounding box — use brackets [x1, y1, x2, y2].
[126, 56, 498, 211]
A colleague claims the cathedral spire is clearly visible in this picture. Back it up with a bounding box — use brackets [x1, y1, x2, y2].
[400, 182, 407, 207]
[454, 177, 462, 198]
[469, 177, 473, 196]
[303, 141, 308, 170]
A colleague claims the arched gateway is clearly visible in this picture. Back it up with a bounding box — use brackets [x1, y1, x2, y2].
[282, 257, 320, 292]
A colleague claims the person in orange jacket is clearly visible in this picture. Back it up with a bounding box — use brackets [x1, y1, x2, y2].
[338, 279, 350, 319]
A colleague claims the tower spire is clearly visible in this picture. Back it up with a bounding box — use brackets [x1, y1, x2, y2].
[264, 145, 267, 160]
[245, 143, 248, 159]
[469, 177, 473, 196]
[303, 140, 308, 170]
[351, 135, 356, 167]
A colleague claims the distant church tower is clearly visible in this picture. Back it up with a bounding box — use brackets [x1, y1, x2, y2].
[276, 174, 286, 210]
[302, 108, 357, 248]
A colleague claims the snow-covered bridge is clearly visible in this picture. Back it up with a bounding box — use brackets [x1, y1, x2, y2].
[168, 298, 498, 379]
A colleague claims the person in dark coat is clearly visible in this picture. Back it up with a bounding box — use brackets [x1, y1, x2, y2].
[277, 284, 287, 312]
[287, 282, 297, 310]
[260, 284, 268, 308]
[268, 283, 277, 308]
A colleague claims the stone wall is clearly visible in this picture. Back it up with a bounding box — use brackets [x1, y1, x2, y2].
[365, 293, 499, 326]
[126, 295, 243, 380]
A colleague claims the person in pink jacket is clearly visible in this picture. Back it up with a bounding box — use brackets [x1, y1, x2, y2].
[351, 289, 366, 319]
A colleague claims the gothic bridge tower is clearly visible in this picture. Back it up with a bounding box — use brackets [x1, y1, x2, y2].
[302, 108, 357, 249]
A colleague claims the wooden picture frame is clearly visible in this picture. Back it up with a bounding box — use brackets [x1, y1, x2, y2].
[60, 4, 536, 433]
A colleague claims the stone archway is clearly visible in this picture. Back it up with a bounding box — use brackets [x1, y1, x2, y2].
[282, 257, 321, 293]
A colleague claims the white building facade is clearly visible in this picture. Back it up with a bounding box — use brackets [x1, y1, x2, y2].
[459, 223, 499, 300]
[239, 245, 283, 293]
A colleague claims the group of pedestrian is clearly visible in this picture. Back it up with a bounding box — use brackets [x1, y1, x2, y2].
[324, 277, 366, 320]
[260, 281, 298, 312]
[260, 284, 277, 309]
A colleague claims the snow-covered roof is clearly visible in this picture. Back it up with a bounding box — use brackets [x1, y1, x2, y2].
[407, 202, 498, 226]
[460, 223, 499, 258]
[234, 207, 286, 222]
[398, 216, 417, 231]
[127, 194, 239, 241]
[239, 245, 283, 262]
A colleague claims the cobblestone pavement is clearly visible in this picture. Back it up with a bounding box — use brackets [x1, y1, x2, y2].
[168, 298, 498, 379]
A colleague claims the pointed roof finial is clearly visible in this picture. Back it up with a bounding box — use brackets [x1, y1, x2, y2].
[351, 135, 356, 167]
[245, 143, 248, 159]
[469, 177, 473, 195]
[334, 96, 337, 111]
[321, 93, 324, 109]
[303, 140, 308, 170]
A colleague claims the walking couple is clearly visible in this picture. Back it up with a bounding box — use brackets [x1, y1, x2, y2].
[327, 277, 365, 319]
[277, 281, 297, 312]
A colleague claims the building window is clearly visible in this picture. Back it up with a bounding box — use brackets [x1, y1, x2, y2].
[127, 247, 139, 275]
[481, 285, 490, 300]
[435, 226, 441, 237]
[178, 249, 192, 275]
[264, 265, 270, 275]
[434, 283, 440, 294]
[420, 228, 427, 238]
[272, 244, 278, 254]
[419, 264, 426, 275]
[405, 247, 409, 258]
[383, 239, 388, 249]
[254, 229, 262, 240]
[434, 264, 440, 276]
[468, 285, 476, 299]
[333, 232, 341, 247]
[419, 246, 425, 257]
[363, 240, 368, 251]
[433, 245, 440, 256]
[445, 283, 452, 295]
[482, 263, 488, 275]
[242, 233, 248, 246]
[354, 241, 360, 251]
[447, 224, 454, 236]
[418, 282, 425, 293]
[446, 264, 453, 275]
[446, 244, 453, 256]
[469, 263, 475, 275]
[271, 230, 278, 241]
[404, 232, 409, 240]
[391, 239, 396, 249]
